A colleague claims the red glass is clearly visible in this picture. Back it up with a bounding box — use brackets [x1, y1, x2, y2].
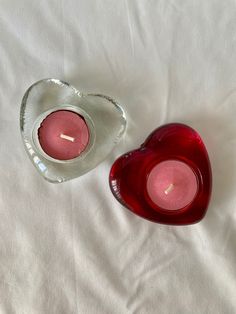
[109, 123, 212, 225]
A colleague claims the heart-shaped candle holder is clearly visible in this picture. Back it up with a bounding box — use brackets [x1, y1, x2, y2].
[20, 79, 126, 183]
[109, 123, 212, 225]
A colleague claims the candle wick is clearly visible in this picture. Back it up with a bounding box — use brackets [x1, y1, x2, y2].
[60, 134, 75, 142]
[164, 183, 174, 195]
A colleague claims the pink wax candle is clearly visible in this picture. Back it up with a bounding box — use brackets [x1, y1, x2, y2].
[38, 110, 90, 160]
[146, 160, 198, 211]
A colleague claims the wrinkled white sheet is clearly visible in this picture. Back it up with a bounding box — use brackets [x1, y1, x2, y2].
[1, 1, 236, 313]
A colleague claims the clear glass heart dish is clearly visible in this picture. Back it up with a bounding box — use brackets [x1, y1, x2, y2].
[20, 79, 127, 183]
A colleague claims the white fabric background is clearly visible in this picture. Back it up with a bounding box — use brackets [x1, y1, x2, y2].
[1, 0, 236, 313]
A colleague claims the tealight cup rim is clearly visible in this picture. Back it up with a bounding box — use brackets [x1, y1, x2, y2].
[32, 104, 96, 164]
[144, 157, 200, 214]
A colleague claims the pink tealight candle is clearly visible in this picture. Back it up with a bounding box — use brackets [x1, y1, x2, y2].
[146, 160, 198, 211]
[38, 110, 90, 160]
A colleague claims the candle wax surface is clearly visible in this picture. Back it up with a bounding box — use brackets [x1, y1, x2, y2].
[38, 110, 89, 160]
[146, 160, 198, 210]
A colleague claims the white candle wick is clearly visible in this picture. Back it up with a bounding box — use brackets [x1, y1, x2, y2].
[60, 133, 75, 142]
[164, 183, 174, 195]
